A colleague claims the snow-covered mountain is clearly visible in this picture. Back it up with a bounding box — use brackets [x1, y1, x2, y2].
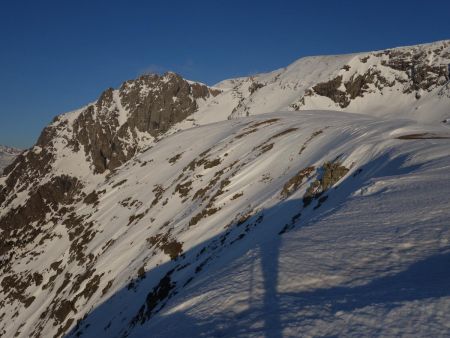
[1, 40, 450, 338]
[183, 39, 450, 125]
[0, 145, 21, 174]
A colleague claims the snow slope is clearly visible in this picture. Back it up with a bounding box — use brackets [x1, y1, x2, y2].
[64, 112, 450, 338]
[2, 111, 450, 338]
[1, 40, 450, 338]
[174, 39, 450, 130]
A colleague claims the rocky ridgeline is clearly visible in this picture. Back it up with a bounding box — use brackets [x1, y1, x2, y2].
[68, 73, 219, 174]
[36, 72, 220, 175]
[1, 71, 219, 199]
[0, 72, 219, 288]
[0, 41, 449, 338]
[217, 40, 450, 121]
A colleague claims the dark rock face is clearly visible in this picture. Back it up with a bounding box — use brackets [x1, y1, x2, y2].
[248, 81, 264, 94]
[381, 49, 449, 93]
[0, 117, 67, 247]
[345, 70, 394, 99]
[119, 73, 206, 135]
[312, 76, 347, 106]
[0, 175, 83, 259]
[1, 148, 54, 205]
[303, 162, 349, 207]
[309, 70, 394, 109]
[65, 72, 220, 174]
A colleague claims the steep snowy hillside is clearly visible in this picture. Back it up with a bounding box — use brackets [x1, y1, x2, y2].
[0, 145, 21, 173]
[2, 112, 450, 338]
[1, 40, 450, 338]
[0, 72, 219, 190]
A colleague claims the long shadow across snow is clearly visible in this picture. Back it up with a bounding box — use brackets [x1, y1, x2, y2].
[64, 151, 442, 338]
[130, 250, 450, 338]
[281, 250, 450, 314]
[65, 202, 290, 338]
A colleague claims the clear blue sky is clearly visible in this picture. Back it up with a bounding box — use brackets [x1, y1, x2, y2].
[1, 0, 449, 148]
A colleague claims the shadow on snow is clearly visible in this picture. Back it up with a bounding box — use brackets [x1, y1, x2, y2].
[65, 150, 446, 338]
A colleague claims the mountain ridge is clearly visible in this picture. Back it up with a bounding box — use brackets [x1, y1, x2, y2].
[1, 40, 450, 338]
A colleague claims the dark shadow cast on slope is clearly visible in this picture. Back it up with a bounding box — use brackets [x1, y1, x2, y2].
[64, 208, 288, 338]
[281, 250, 450, 314]
[66, 245, 450, 338]
[64, 151, 439, 338]
[134, 250, 450, 338]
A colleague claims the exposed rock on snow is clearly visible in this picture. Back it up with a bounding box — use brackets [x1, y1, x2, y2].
[1, 40, 450, 338]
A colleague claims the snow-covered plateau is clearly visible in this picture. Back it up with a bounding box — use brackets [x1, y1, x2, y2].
[1, 40, 450, 338]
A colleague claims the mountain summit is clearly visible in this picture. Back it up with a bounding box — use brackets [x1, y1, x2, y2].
[1, 40, 450, 338]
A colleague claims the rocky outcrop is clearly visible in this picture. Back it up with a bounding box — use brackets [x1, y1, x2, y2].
[292, 41, 450, 110]
[306, 69, 395, 109]
[381, 47, 449, 93]
[51, 72, 220, 174]
[303, 161, 349, 207]
[0, 175, 83, 261]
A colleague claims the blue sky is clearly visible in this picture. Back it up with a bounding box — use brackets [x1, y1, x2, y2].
[1, 0, 449, 148]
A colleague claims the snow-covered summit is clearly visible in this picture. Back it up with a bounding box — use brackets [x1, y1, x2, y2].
[207, 40, 450, 122]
